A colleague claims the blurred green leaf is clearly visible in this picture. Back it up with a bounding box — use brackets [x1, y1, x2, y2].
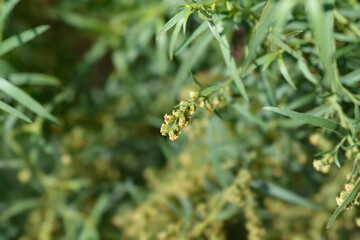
[200, 85, 224, 96]
[7, 73, 61, 86]
[0, 25, 49, 57]
[0, 0, 20, 37]
[0, 100, 31, 123]
[211, 18, 248, 101]
[277, 54, 297, 89]
[251, 180, 322, 210]
[0, 77, 60, 124]
[176, 21, 208, 56]
[264, 106, 349, 136]
[306, 0, 341, 92]
[157, 9, 187, 39]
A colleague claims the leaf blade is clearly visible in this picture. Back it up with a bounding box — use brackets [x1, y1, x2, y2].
[264, 106, 349, 136]
[0, 77, 60, 124]
[157, 9, 188, 39]
[327, 179, 360, 228]
[0, 100, 31, 123]
[0, 25, 49, 57]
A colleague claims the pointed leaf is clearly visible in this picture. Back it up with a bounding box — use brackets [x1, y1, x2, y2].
[157, 9, 187, 39]
[327, 179, 360, 228]
[0, 100, 31, 123]
[0, 77, 60, 124]
[200, 85, 224, 96]
[0, 25, 49, 57]
[175, 21, 208, 56]
[264, 106, 349, 136]
[0, 0, 20, 35]
[189, 71, 204, 88]
[278, 54, 297, 89]
[169, 19, 184, 60]
[7, 73, 61, 86]
[211, 18, 248, 101]
[251, 180, 322, 210]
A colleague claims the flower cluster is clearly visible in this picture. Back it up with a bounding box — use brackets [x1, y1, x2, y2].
[226, 169, 252, 206]
[312, 154, 334, 174]
[160, 91, 199, 141]
[160, 90, 228, 141]
[336, 179, 360, 209]
[226, 169, 265, 240]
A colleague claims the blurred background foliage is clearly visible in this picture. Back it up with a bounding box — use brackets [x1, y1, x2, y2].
[1, 0, 360, 239]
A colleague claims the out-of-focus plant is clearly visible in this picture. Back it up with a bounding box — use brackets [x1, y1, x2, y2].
[157, 0, 360, 235]
[2, 0, 360, 239]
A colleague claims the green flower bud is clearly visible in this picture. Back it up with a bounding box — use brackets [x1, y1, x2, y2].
[180, 101, 187, 107]
[173, 110, 181, 118]
[164, 114, 175, 123]
[178, 115, 187, 127]
[189, 91, 200, 99]
[169, 126, 180, 141]
[189, 104, 196, 115]
[160, 123, 170, 136]
[205, 101, 214, 111]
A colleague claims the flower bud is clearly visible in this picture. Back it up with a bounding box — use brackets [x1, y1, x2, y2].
[189, 104, 196, 115]
[178, 115, 187, 127]
[205, 101, 214, 111]
[345, 183, 355, 192]
[164, 114, 174, 123]
[160, 123, 170, 136]
[173, 110, 181, 118]
[180, 101, 187, 107]
[169, 129, 180, 141]
[189, 91, 200, 99]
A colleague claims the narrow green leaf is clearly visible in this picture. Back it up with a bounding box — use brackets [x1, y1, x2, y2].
[0, 0, 20, 36]
[211, 18, 248, 101]
[0, 100, 31, 123]
[314, 149, 336, 157]
[341, 142, 360, 151]
[245, 52, 278, 76]
[200, 85, 224, 96]
[341, 69, 360, 86]
[278, 54, 297, 89]
[0, 199, 41, 222]
[261, 52, 278, 71]
[60, 12, 108, 32]
[175, 21, 208, 56]
[264, 106, 349, 136]
[7, 73, 61, 86]
[157, 9, 187, 39]
[334, 151, 341, 168]
[0, 77, 60, 124]
[0, 25, 49, 57]
[207, 19, 229, 50]
[270, 34, 304, 60]
[182, 10, 192, 35]
[327, 179, 360, 228]
[169, 19, 184, 60]
[242, 0, 278, 72]
[189, 71, 204, 88]
[251, 180, 322, 210]
[197, 10, 213, 21]
[353, 105, 360, 139]
[260, 71, 277, 106]
[230, 101, 267, 129]
[306, 0, 341, 92]
[298, 60, 318, 84]
[171, 32, 213, 101]
[286, 93, 315, 110]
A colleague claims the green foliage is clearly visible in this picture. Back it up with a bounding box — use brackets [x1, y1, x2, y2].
[2, 0, 360, 239]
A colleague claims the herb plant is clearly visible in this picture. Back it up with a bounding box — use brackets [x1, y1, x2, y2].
[2, 0, 360, 239]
